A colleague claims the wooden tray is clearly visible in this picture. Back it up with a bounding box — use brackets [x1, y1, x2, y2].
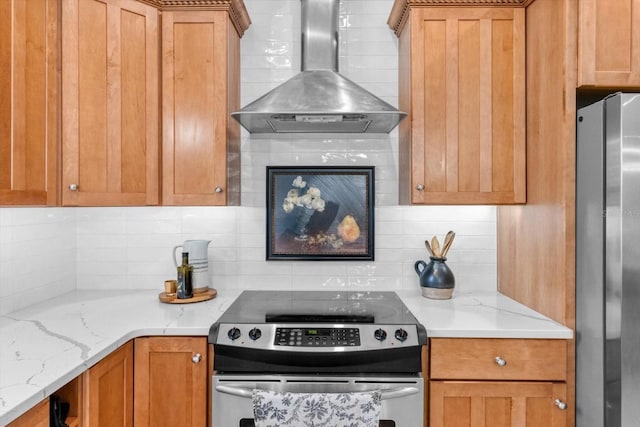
[159, 288, 217, 304]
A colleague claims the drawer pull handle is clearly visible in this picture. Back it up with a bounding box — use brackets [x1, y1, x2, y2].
[68, 183, 79, 191]
[215, 186, 224, 193]
[192, 353, 202, 364]
[554, 399, 568, 410]
[495, 356, 507, 367]
[416, 184, 425, 191]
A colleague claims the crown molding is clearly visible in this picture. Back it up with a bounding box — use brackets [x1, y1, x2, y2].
[138, 0, 251, 36]
[388, 0, 535, 35]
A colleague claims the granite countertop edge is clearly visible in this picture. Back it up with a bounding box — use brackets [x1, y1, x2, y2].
[0, 288, 572, 425]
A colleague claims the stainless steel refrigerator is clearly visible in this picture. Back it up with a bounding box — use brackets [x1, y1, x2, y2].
[576, 92, 640, 427]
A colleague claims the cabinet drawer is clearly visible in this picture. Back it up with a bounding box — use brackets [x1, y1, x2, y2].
[430, 338, 566, 381]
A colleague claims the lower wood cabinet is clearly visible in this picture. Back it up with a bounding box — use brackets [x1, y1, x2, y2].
[9, 338, 131, 427]
[429, 338, 568, 427]
[133, 336, 208, 427]
[84, 341, 134, 427]
[6, 399, 49, 427]
[9, 337, 209, 427]
[430, 380, 567, 427]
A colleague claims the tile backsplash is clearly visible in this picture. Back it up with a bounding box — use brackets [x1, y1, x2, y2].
[1, 205, 496, 314]
[0, 208, 77, 314]
[0, 0, 497, 315]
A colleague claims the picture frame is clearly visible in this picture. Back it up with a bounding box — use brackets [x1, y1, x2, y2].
[266, 166, 375, 261]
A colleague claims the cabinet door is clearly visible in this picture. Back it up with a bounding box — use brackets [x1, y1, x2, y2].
[430, 381, 567, 427]
[134, 337, 208, 427]
[404, 7, 525, 204]
[162, 11, 239, 206]
[61, 0, 159, 206]
[578, 0, 640, 87]
[6, 399, 49, 427]
[0, 0, 58, 206]
[84, 341, 133, 427]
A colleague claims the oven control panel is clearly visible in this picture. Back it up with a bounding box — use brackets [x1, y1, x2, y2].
[214, 323, 420, 351]
[275, 327, 361, 347]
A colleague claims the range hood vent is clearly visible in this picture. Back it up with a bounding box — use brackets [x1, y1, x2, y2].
[231, 0, 406, 134]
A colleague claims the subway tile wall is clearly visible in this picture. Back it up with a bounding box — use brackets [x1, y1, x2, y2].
[73, 205, 496, 293]
[0, 0, 497, 315]
[0, 208, 77, 314]
[0, 203, 495, 315]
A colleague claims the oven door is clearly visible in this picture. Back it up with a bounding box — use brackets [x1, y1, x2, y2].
[212, 374, 424, 427]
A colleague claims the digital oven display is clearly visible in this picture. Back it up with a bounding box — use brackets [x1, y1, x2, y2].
[274, 327, 360, 347]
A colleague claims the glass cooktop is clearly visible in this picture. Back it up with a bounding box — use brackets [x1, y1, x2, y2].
[216, 290, 419, 325]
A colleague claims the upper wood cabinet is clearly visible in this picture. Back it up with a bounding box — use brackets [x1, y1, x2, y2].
[389, 4, 526, 205]
[61, 0, 160, 206]
[0, 0, 59, 206]
[162, 7, 248, 206]
[578, 0, 640, 87]
[133, 337, 208, 427]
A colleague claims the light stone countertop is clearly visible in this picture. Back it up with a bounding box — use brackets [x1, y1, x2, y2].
[0, 289, 572, 425]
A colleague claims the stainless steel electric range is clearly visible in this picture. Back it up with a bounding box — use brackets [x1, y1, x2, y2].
[208, 290, 427, 427]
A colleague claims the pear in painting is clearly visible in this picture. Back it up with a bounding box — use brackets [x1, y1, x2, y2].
[338, 215, 360, 243]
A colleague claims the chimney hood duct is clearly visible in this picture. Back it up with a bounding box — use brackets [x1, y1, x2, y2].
[231, 0, 407, 134]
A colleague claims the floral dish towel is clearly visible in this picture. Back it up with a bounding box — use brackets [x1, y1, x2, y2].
[252, 389, 382, 427]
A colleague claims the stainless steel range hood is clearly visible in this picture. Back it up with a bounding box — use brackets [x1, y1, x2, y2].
[231, 0, 406, 134]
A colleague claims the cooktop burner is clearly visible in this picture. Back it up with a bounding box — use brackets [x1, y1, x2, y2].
[209, 291, 427, 374]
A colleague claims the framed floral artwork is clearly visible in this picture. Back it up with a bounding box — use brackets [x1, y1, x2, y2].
[266, 166, 375, 260]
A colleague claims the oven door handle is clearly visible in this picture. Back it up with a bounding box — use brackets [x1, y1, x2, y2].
[214, 385, 420, 400]
[380, 386, 421, 400]
[215, 385, 254, 398]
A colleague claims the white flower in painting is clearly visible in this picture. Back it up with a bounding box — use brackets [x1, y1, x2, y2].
[283, 189, 299, 213]
[311, 197, 325, 212]
[282, 177, 325, 215]
[292, 176, 306, 188]
[283, 200, 295, 213]
[297, 187, 325, 212]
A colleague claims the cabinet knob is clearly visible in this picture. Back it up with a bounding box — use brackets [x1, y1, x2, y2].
[415, 184, 425, 191]
[495, 356, 507, 367]
[554, 399, 568, 410]
[192, 353, 202, 364]
[215, 186, 223, 193]
[68, 183, 79, 191]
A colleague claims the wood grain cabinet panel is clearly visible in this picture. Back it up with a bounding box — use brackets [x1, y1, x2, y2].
[6, 399, 50, 427]
[578, 0, 640, 87]
[0, 0, 58, 206]
[430, 338, 567, 381]
[430, 381, 567, 427]
[162, 11, 241, 206]
[83, 341, 133, 427]
[429, 338, 569, 427]
[134, 337, 208, 427]
[390, 5, 525, 204]
[61, 0, 159, 206]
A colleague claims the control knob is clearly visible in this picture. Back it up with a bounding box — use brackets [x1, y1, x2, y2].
[248, 327, 262, 340]
[394, 328, 408, 342]
[374, 328, 387, 341]
[227, 327, 241, 341]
